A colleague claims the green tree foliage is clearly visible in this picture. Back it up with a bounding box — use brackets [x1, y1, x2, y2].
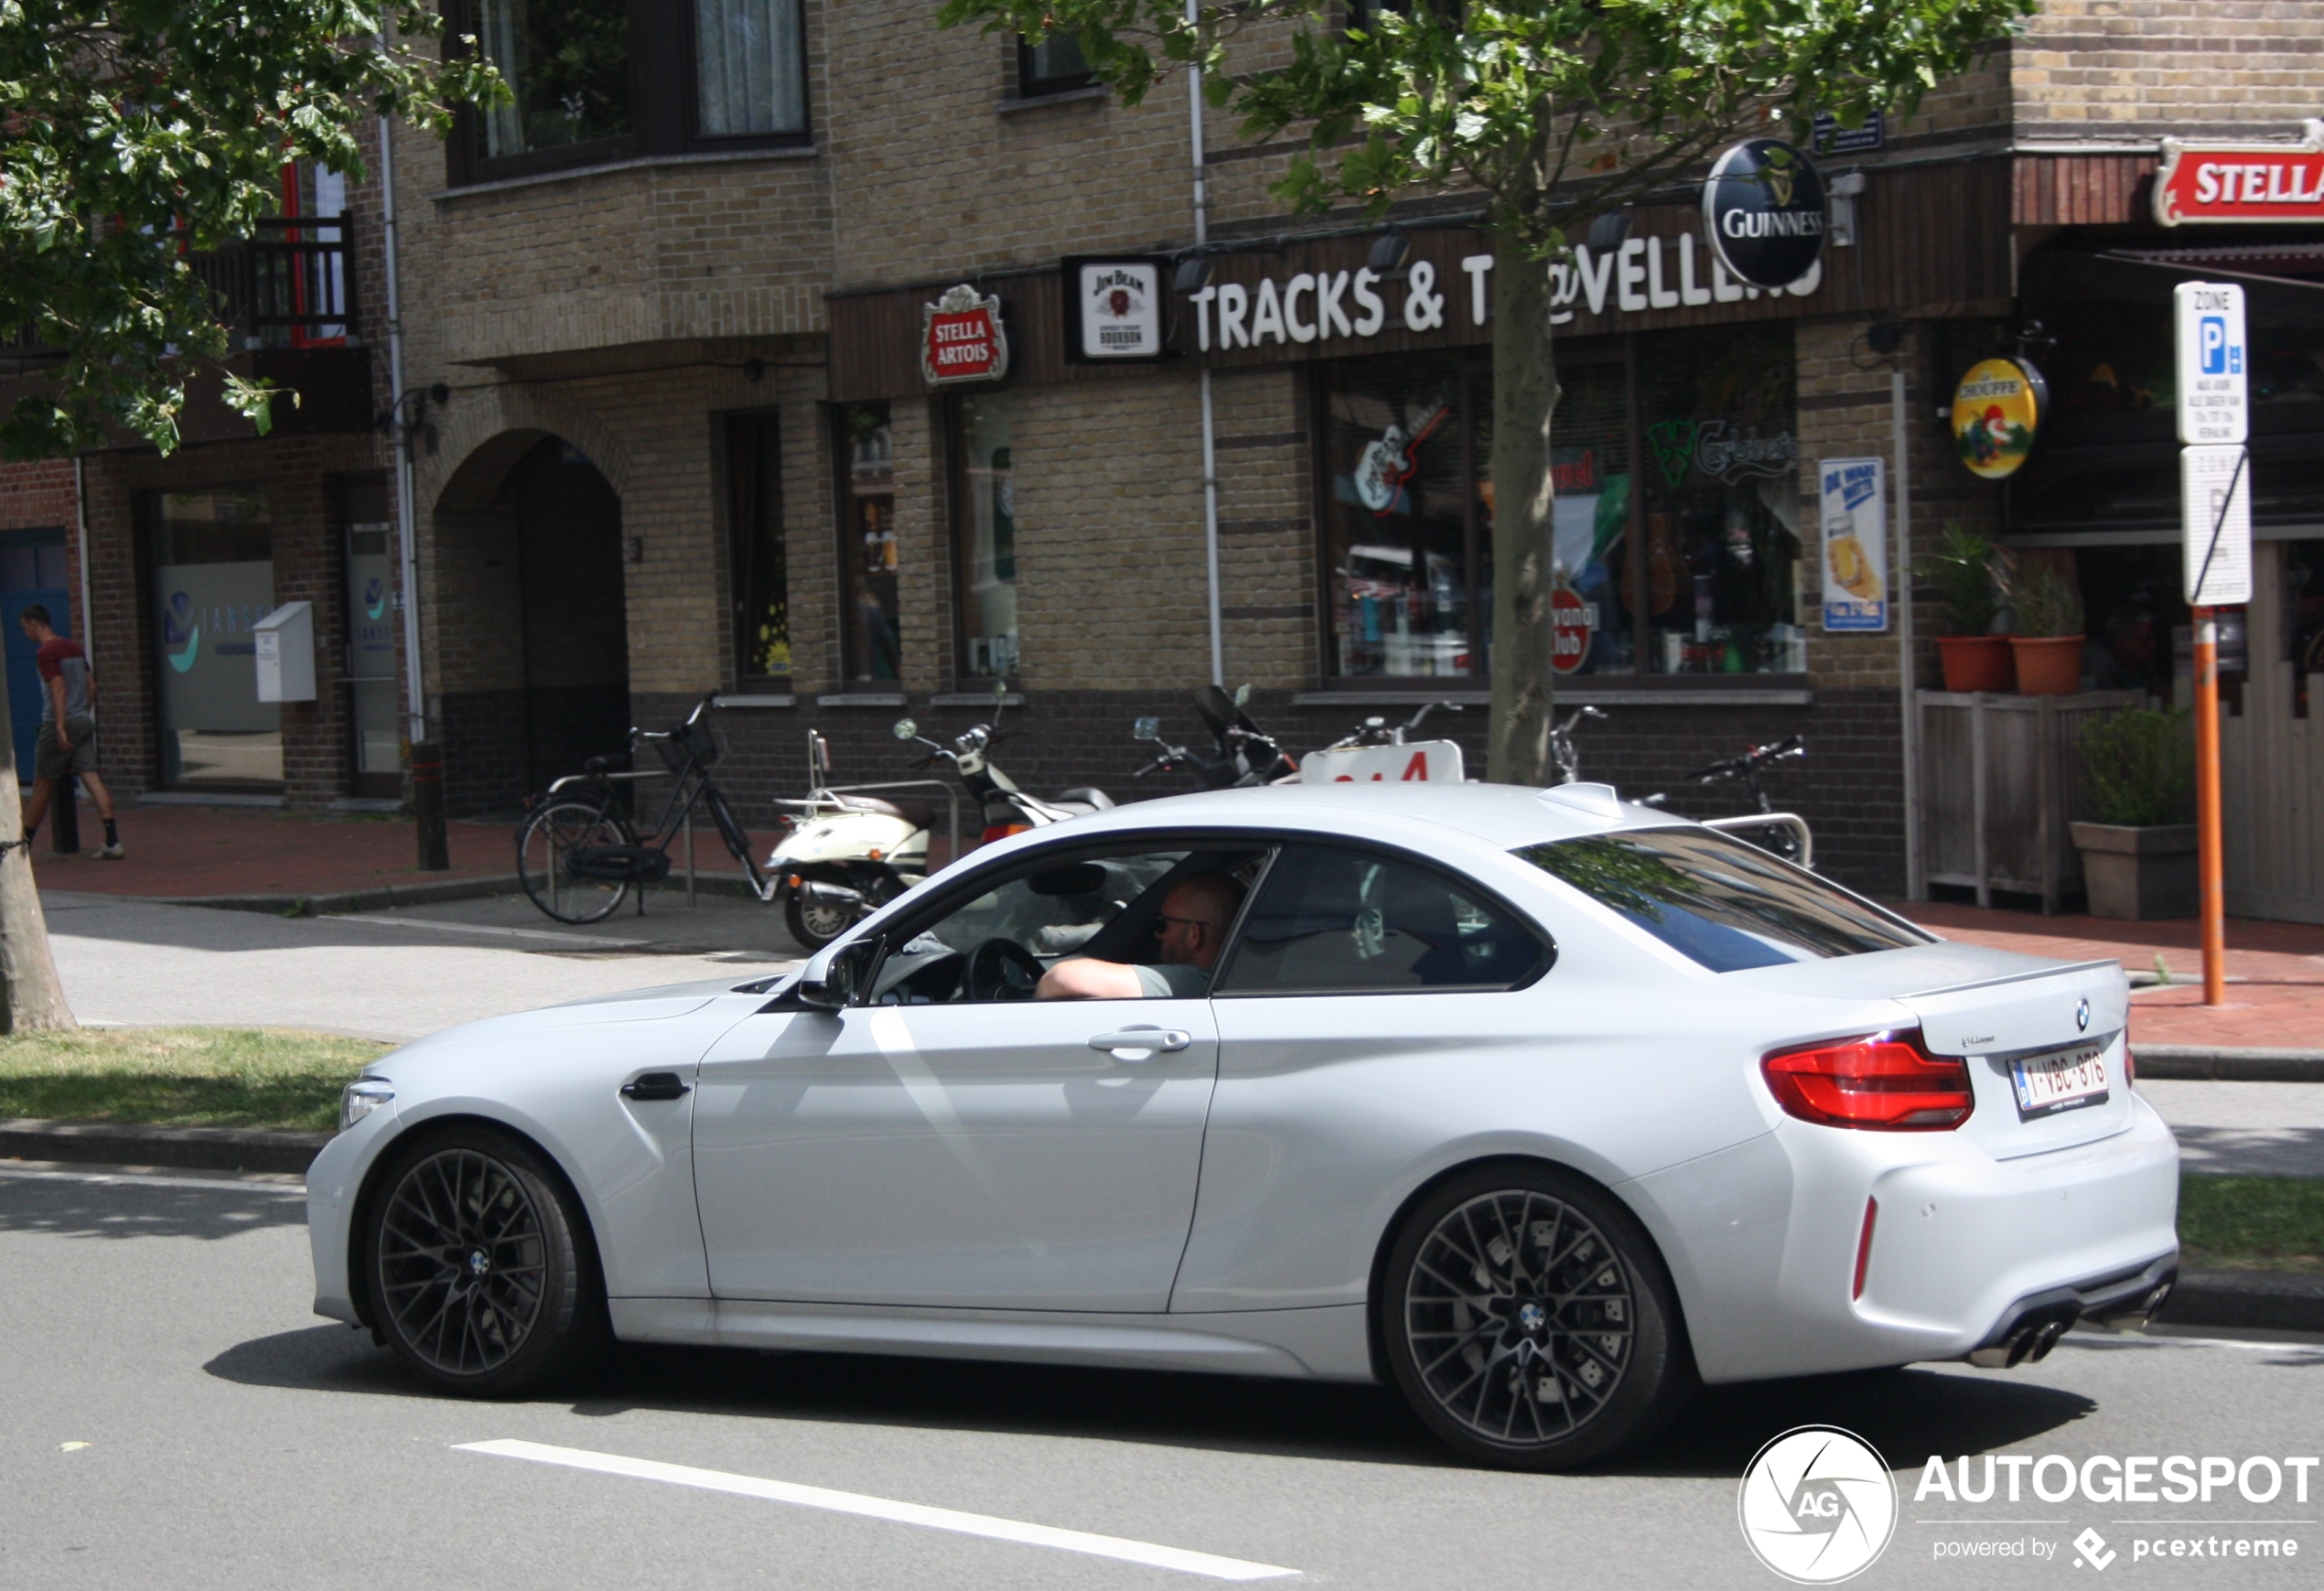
[935, 0, 2033, 781]
[0, 2, 500, 457]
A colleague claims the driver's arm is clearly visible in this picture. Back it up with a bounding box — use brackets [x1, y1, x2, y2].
[1035, 958, 1145, 1000]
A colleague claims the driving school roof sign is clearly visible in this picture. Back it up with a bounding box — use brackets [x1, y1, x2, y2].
[2156, 121, 2324, 225]
[922, 285, 1009, 386]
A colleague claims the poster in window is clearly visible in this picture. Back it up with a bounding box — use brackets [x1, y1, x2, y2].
[1817, 457, 1888, 632]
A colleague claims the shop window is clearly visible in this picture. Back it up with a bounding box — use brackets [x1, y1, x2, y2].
[695, 0, 807, 137]
[143, 488, 280, 788]
[1633, 323, 1804, 674]
[2291, 540, 2324, 719]
[1318, 352, 1489, 680]
[950, 394, 1019, 680]
[472, 0, 634, 161]
[835, 403, 900, 682]
[1017, 31, 1092, 96]
[1545, 356, 1633, 676]
[726, 413, 789, 681]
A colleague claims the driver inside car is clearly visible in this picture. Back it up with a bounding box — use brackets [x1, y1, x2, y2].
[1035, 875, 1243, 1000]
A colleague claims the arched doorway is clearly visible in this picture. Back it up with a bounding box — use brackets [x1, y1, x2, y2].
[434, 433, 629, 812]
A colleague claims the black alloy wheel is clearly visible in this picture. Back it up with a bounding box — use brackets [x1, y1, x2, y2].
[367, 1126, 605, 1396]
[1381, 1163, 1695, 1470]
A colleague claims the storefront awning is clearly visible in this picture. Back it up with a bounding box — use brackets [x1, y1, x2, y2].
[2023, 249, 2324, 327]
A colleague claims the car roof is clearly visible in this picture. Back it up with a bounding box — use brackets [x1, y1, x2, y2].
[1033, 780, 1673, 854]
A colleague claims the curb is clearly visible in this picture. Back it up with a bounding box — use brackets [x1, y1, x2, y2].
[0, 1117, 328, 1176]
[2157, 1268, 2324, 1334]
[157, 870, 769, 918]
[2136, 1046, 2324, 1083]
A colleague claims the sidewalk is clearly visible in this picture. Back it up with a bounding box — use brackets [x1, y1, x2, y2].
[26, 801, 513, 903]
[1901, 901, 2324, 1054]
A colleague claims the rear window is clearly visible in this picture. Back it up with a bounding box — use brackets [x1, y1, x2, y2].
[1512, 829, 1930, 972]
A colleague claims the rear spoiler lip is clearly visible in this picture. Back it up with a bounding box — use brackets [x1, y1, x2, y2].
[1899, 958, 2125, 1001]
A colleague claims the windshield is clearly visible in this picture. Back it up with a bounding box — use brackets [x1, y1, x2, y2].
[1512, 828, 1931, 973]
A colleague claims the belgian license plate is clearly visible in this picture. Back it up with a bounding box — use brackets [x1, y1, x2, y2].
[2012, 1042, 2109, 1119]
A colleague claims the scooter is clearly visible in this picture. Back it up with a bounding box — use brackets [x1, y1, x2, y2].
[895, 683, 1114, 843]
[1131, 683, 1297, 790]
[766, 730, 931, 951]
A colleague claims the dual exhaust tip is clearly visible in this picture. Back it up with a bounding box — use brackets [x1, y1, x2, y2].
[1966, 1275, 2176, 1370]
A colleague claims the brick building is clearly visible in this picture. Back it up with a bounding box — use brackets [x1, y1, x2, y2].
[10, 2, 2324, 918]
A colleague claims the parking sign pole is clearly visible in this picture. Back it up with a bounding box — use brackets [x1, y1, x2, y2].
[2173, 281, 2250, 1007]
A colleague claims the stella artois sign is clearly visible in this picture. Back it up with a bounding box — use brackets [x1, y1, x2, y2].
[922, 284, 1009, 386]
[2156, 121, 2324, 225]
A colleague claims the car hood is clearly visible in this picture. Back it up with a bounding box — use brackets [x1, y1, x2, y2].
[372, 975, 778, 1068]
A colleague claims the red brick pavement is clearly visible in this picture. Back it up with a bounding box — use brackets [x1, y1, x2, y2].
[27, 802, 516, 899]
[1902, 902, 2324, 1052]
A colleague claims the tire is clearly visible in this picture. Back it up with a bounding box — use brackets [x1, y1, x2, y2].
[365, 1124, 608, 1398]
[1380, 1161, 1695, 1471]
[785, 884, 853, 951]
[517, 797, 635, 924]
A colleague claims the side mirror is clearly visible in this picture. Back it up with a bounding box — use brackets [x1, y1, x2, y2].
[798, 937, 878, 1009]
[892, 717, 919, 741]
[1133, 715, 1161, 742]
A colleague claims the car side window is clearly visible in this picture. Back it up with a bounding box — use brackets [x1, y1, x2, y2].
[1214, 843, 1549, 995]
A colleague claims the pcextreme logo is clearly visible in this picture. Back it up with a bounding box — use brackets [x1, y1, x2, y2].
[1739, 1424, 1899, 1583]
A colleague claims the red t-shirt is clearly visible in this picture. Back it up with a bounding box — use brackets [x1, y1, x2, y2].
[34, 636, 91, 723]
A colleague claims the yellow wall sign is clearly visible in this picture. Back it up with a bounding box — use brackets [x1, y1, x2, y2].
[1952, 358, 2048, 479]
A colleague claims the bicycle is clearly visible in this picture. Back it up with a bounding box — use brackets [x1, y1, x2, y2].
[514, 694, 776, 924]
[1643, 734, 1815, 866]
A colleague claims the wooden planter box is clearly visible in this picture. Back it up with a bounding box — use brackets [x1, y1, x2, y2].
[1916, 690, 2146, 913]
[2069, 822, 2199, 920]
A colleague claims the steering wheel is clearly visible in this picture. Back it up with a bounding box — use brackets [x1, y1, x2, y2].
[964, 938, 1045, 1002]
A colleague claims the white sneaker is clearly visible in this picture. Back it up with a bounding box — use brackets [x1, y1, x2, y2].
[93, 841, 124, 860]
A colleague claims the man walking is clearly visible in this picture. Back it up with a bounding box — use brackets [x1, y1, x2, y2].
[18, 605, 122, 859]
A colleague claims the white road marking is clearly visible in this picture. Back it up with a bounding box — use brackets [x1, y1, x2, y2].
[318, 913, 652, 949]
[456, 1438, 1299, 1581]
[0, 1165, 305, 1194]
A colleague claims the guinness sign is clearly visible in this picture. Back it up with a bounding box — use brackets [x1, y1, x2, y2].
[1702, 139, 1828, 290]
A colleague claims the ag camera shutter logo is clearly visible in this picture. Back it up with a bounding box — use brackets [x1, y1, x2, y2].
[1738, 1424, 1898, 1583]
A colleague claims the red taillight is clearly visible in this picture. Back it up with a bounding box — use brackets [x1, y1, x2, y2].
[1852, 1198, 1878, 1301]
[1761, 1028, 1974, 1131]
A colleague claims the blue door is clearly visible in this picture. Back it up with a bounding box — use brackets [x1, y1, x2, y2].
[0, 532, 72, 779]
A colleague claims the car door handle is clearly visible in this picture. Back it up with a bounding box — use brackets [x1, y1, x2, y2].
[1088, 1028, 1191, 1061]
[620, 1071, 691, 1102]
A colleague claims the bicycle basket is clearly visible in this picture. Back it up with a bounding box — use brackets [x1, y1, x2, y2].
[655, 717, 721, 772]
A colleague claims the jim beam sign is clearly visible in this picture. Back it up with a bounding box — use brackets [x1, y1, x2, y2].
[1064, 258, 1167, 362]
[2157, 121, 2324, 225]
[922, 285, 1009, 386]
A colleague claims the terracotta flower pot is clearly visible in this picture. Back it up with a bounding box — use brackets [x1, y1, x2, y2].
[2009, 634, 2085, 696]
[1937, 634, 2016, 693]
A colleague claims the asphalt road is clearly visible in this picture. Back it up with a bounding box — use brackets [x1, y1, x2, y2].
[2, 1166, 2318, 1590]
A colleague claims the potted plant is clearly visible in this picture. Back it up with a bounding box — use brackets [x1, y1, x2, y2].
[1993, 550, 2086, 695]
[1914, 522, 2012, 692]
[2071, 707, 2198, 919]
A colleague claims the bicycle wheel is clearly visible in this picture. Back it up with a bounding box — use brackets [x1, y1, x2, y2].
[516, 798, 638, 924]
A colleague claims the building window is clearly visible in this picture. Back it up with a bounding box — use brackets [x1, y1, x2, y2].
[475, 0, 635, 159]
[726, 413, 789, 680]
[1634, 324, 1803, 674]
[950, 394, 1019, 680]
[144, 488, 280, 788]
[835, 403, 900, 682]
[1017, 31, 1092, 97]
[1318, 351, 1488, 680]
[694, 0, 807, 137]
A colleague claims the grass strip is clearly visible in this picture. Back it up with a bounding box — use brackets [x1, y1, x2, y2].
[0, 1026, 389, 1134]
[2178, 1173, 2324, 1274]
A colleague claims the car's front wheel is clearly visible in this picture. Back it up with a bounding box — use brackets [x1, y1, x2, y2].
[365, 1126, 606, 1397]
[1380, 1162, 1695, 1470]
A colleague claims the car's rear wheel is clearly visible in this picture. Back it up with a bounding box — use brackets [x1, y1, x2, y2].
[1380, 1163, 1695, 1470]
[366, 1126, 605, 1397]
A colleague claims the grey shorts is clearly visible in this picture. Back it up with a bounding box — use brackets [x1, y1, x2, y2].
[34, 716, 97, 782]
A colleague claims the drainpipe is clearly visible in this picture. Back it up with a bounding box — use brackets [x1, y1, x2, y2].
[1893, 360, 1921, 900]
[1188, 1, 1223, 688]
[71, 457, 94, 666]
[377, 107, 427, 747]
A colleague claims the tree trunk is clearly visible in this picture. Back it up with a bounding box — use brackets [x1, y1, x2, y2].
[1485, 231, 1562, 786]
[0, 646, 75, 1032]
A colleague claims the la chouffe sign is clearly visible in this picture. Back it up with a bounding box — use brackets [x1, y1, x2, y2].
[922, 284, 1009, 386]
[2156, 121, 2324, 225]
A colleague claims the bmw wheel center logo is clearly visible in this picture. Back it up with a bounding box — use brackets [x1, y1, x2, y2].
[1738, 1424, 1898, 1583]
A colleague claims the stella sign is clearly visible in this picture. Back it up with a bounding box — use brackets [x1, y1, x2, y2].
[922, 285, 1008, 386]
[2156, 121, 2324, 225]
